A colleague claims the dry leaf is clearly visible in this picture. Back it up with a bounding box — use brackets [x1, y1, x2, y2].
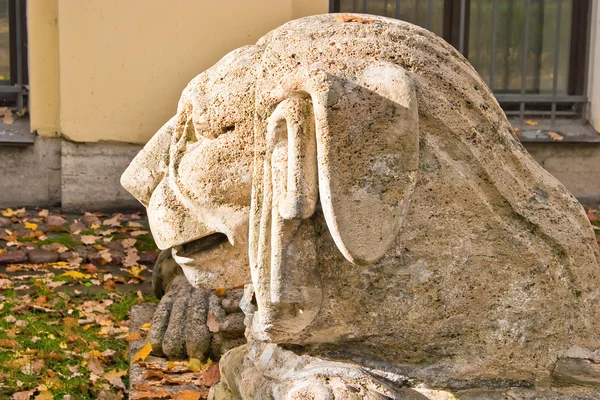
[174, 391, 203, 400]
[12, 390, 35, 400]
[0, 339, 16, 348]
[87, 355, 105, 375]
[513, 127, 521, 137]
[524, 119, 538, 126]
[125, 331, 143, 341]
[33, 391, 53, 400]
[139, 322, 152, 332]
[548, 131, 564, 141]
[132, 342, 153, 363]
[123, 249, 140, 267]
[131, 389, 171, 400]
[215, 288, 227, 297]
[81, 235, 101, 245]
[62, 271, 89, 280]
[130, 230, 149, 237]
[337, 15, 374, 23]
[103, 369, 127, 390]
[103, 214, 122, 227]
[121, 238, 137, 249]
[38, 209, 49, 218]
[207, 312, 219, 333]
[0, 278, 13, 289]
[24, 222, 38, 231]
[1, 208, 15, 217]
[3, 108, 14, 124]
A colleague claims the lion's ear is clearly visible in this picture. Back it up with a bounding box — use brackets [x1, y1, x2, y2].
[306, 63, 420, 265]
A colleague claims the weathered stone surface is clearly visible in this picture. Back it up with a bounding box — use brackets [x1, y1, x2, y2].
[553, 358, 600, 389]
[27, 248, 59, 264]
[0, 250, 27, 265]
[122, 13, 600, 399]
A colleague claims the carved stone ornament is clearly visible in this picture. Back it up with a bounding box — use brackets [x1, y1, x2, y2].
[122, 14, 600, 399]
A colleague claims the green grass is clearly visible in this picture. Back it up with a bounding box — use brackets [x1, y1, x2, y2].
[0, 283, 150, 398]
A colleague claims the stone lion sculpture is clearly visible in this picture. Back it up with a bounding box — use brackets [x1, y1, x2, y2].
[122, 14, 600, 399]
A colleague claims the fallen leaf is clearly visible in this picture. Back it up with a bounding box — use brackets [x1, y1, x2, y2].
[61, 271, 89, 280]
[121, 238, 137, 249]
[132, 342, 152, 363]
[123, 248, 141, 267]
[131, 389, 171, 400]
[1, 208, 15, 217]
[81, 235, 101, 245]
[0, 339, 16, 348]
[125, 331, 143, 341]
[3, 108, 14, 124]
[12, 390, 34, 400]
[199, 364, 221, 386]
[0, 278, 13, 289]
[87, 355, 105, 375]
[525, 119, 539, 126]
[33, 391, 53, 400]
[130, 230, 149, 237]
[548, 131, 564, 141]
[207, 312, 219, 333]
[174, 391, 203, 400]
[103, 369, 127, 390]
[103, 214, 122, 227]
[38, 209, 49, 218]
[24, 222, 38, 231]
[215, 288, 227, 297]
[139, 322, 152, 332]
[337, 14, 374, 23]
[514, 127, 521, 137]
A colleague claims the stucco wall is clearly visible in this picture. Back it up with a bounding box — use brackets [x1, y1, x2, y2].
[56, 0, 297, 144]
[292, 0, 329, 19]
[588, 0, 600, 131]
[28, 0, 60, 137]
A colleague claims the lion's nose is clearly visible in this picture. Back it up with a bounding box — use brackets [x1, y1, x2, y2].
[121, 116, 176, 206]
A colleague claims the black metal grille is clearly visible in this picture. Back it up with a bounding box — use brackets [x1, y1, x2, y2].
[331, 0, 591, 123]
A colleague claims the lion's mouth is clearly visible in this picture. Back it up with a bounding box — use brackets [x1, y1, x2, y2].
[173, 232, 229, 258]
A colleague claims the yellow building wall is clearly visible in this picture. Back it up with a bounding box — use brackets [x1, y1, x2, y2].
[30, 1, 328, 143]
[292, 0, 329, 19]
[58, 0, 298, 143]
[28, 0, 60, 137]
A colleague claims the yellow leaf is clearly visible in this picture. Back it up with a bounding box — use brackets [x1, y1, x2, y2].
[132, 342, 152, 363]
[128, 265, 143, 278]
[139, 322, 151, 332]
[1, 208, 14, 217]
[89, 349, 103, 357]
[215, 288, 227, 297]
[187, 357, 212, 372]
[24, 222, 38, 230]
[49, 261, 69, 268]
[59, 342, 67, 349]
[34, 391, 53, 400]
[525, 119, 539, 126]
[62, 271, 89, 280]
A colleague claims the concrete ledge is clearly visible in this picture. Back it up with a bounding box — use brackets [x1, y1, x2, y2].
[0, 138, 598, 210]
[524, 143, 600, 204]
[0, 137, 61, 208]
[61, 140, 143, 211]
